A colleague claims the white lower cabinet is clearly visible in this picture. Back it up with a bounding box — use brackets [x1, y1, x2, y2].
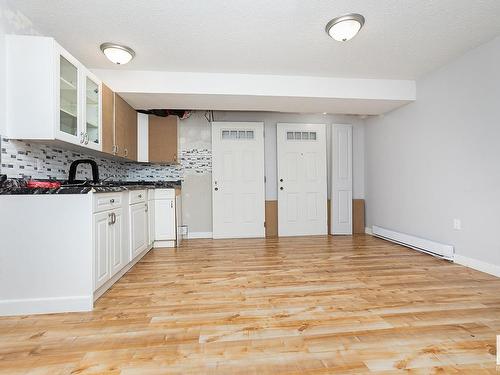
[93, 211, 111, 290]
[129, 195, 149, 259]
[92, 188, 177, 297]
[155, 198, 176, 240]
[110, 209, 127, 276]
[93, 191, 149, 295]
[93, 208, 126, 291]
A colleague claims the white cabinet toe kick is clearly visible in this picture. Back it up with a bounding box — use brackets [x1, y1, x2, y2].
[0, 188, 179, 316]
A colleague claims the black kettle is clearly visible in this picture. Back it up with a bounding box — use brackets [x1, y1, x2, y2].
[68, 159, 100, 184]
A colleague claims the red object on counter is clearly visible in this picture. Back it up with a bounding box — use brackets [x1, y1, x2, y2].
[26, 180, 61, 189]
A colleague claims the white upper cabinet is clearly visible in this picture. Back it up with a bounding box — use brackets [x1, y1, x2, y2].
[83, 72, 102, 150]
[6, 35, 102, 151]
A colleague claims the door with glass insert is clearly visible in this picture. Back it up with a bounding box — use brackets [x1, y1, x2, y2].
[59, 55, 79, 143]
[84, 75, 101, 149]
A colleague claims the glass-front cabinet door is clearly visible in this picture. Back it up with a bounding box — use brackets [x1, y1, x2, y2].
[84, 75, 101, 149]
[59, 55, 79, 142]
[57, 48, 102, 150]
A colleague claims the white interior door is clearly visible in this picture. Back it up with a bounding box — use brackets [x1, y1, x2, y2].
[212, 122, 265, 239]
[331, 124, 353, 235]
[277, 123, 327, 236]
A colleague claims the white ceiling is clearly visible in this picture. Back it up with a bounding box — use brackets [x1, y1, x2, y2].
[14, 0, 500, 80]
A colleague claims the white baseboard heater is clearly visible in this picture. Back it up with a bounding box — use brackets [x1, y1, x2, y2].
[372, 226, 454, 260]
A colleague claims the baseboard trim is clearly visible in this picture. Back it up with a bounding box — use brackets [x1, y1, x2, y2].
[454, 254, 500, 278]
[365, 227, 373, 235]
[0, 295, 92, 317]
[188, 231, 213, 239]
[153, 240, 175, 248]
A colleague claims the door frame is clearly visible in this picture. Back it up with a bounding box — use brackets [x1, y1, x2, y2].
[276, 123, 328, 237]
[211, 121, 266, 239]
[330, 124, 353, 235]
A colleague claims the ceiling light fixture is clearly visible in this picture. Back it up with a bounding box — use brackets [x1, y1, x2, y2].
[325, 13, 365, 42]
[100, 43, 135, 65]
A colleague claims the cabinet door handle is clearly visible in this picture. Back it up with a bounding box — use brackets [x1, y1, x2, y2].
[113, 213, 116, 224]
[145, 204, 148, 212]
[170, 201, 173, 208]
[110, 198, 115, 203]
[138, 194, 143, 198]
[84, 133, 89, 145]
[124, 148, 128, 157]
[115, 145, 119, 155]
[108, 213, 113, 225]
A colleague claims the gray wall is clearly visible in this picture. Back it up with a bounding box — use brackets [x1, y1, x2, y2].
[179, 112, 213, 233]
[365, 35, 500, 268]
[180, 111, 365, 234]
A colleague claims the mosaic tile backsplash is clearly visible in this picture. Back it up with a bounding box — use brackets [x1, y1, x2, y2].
[0, 138, 212, 181]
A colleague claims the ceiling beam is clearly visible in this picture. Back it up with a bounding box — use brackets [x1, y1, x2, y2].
[93, 69, 416, 115]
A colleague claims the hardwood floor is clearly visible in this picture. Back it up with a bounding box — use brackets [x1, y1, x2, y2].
[1, 235, 499, 374]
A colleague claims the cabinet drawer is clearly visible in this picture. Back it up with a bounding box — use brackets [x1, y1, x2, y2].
[129, 189, 147, 204]
[154, 189, 175, 199]
[93, 193, 123, 213]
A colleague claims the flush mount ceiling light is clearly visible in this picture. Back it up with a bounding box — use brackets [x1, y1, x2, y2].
[325, 13, 365, 42]
[100, 43, 135, 65]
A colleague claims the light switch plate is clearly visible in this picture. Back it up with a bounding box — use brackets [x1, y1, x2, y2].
[453, 219, 462, 230]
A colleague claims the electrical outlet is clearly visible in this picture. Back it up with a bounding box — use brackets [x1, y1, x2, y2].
[453, 219, 462, 230]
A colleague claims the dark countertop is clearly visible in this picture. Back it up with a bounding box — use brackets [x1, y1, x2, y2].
[92, 182, 181, 194]
[0, 177, 181, 195]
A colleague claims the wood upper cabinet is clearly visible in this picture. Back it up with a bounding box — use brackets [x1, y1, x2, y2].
[148, 115, 178, 163]
[115, 94, 138, 161]
[101, 86, 177, 164]
[101, 84, 115, 155]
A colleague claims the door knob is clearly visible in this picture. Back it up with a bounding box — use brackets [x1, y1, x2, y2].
[215, 187, 219, 191]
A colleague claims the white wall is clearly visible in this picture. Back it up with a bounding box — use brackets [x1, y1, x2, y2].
[180, 111, 365, 234]
[0, 1, 8, 136]
[365, 35, 500, 271]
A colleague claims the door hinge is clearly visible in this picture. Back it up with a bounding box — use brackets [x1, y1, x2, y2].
[264, 221, 266, 228]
